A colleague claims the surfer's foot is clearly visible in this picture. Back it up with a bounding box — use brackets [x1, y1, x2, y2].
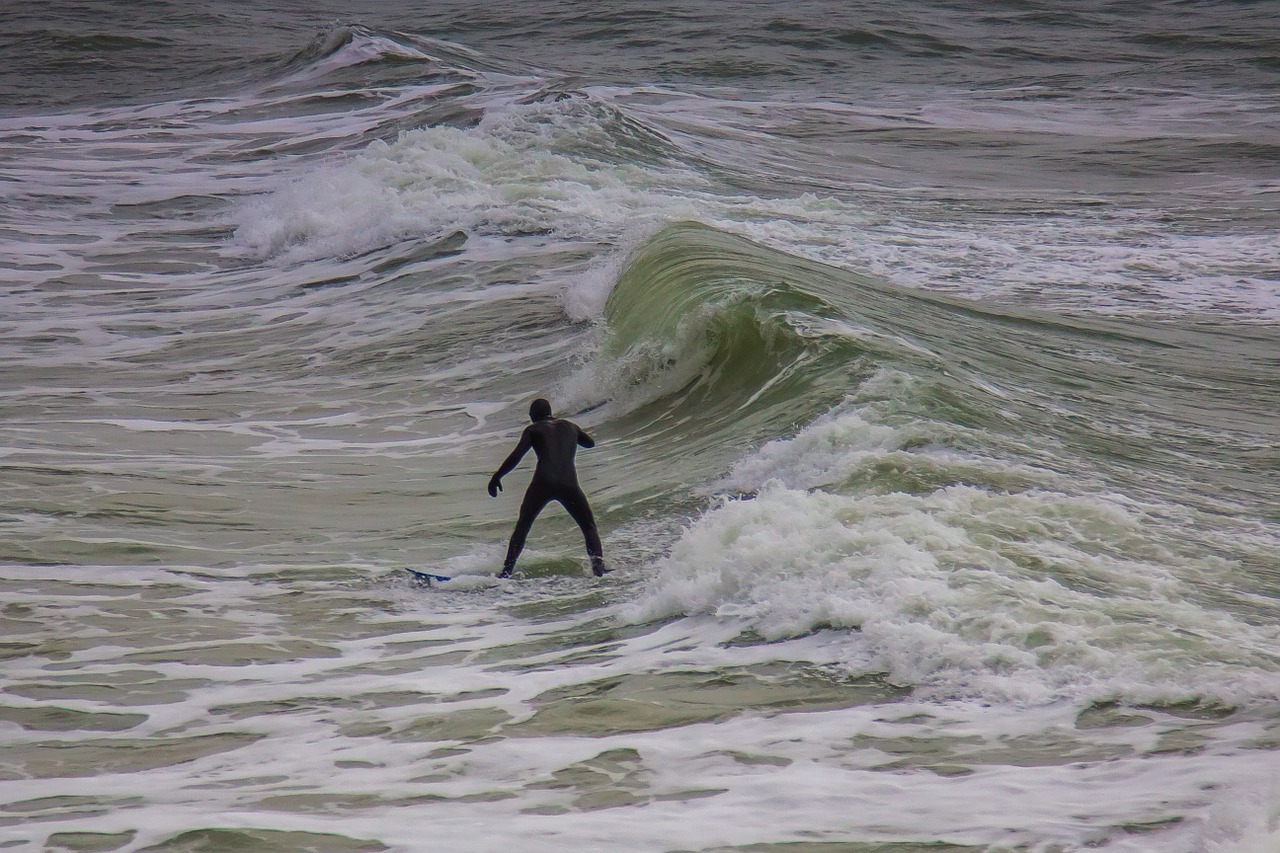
[592, 563, 610, 577]
[498, 567, 512, 579]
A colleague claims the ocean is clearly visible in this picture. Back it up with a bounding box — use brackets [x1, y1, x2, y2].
[2, 2, 1278, 851]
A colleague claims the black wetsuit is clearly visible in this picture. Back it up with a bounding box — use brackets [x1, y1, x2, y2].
[488, 401, 604, 577]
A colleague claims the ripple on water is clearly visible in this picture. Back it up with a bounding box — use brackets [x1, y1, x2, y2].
[0, 732, 264, 781]
[133, 828, 388, 853]
[5, 670, 211, 706]
[515, 663, 910, 737]
[43, 830, 137, 853]
[0, 795, 143, 830]
[0, 705, 146, 733]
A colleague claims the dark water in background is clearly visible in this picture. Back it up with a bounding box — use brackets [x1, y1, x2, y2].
[1, 2, 1279, 852]
[6, 0, 1280, 108]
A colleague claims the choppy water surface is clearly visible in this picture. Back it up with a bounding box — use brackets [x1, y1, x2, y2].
[2, 2, 1279, 851]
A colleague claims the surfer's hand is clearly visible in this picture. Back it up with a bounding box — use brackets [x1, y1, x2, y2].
[487, 477, 502, 497]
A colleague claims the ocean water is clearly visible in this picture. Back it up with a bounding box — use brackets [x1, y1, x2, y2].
[2, 2, 1279, 851]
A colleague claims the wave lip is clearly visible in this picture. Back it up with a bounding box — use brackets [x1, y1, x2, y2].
[577, 222, 886, 416]
[274, 25, 496, 89]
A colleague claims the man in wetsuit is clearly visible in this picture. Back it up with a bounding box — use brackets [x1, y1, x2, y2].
[487, 398, 605, 578]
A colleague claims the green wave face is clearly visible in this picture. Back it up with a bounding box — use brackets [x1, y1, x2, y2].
[570, 223, 877, 513]
[597, 223, 874, 444]
[594, 221, 1277, 515]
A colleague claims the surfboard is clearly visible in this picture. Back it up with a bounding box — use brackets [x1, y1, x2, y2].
[404, 568, 453, 584]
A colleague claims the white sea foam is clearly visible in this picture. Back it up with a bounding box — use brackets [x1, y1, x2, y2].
[1199, 783, 1280, 853]
[2, 555, 1275, 853]
[621, 407, 1280, 707]
[232, 98, 701, 263]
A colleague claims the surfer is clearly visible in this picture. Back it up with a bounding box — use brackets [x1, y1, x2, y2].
[488, 398, 605, 577]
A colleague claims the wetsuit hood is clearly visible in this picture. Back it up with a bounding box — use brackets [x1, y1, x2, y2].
[529, 398, 553, 422]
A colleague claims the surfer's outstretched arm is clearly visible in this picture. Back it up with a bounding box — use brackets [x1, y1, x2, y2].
[576, 426, 595, 448]
[488, 427, 532, 496]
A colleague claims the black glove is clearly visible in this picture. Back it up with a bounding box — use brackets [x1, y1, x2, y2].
[487, 476, 502, 497]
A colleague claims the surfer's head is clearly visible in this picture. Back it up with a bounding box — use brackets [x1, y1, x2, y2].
[529, 398, 552, 422]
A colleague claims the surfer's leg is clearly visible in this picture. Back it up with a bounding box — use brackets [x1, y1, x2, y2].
[502, 484, 550, 577]
[558, 487, 605, 576]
